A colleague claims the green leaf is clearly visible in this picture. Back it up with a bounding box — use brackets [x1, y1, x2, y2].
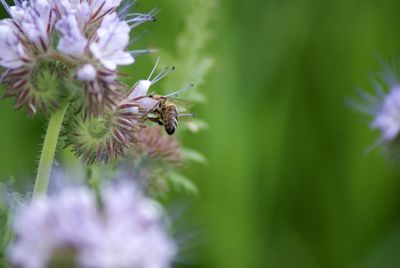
[181, 148, 208, 164]
[167, 172, 198, 195]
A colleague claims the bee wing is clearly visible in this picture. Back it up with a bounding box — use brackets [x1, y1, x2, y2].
[168, 98, 193, 111]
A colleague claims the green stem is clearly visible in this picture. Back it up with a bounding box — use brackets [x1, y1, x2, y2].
[32, 104, 69, 198]
[86, 166, 101, 202]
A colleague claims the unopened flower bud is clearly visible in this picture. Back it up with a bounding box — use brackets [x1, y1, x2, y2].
[77, 64, 97, 82]
[134, 126, 182, 166]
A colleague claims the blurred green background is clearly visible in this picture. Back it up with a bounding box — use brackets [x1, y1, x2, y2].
[3, 0, 400, 267]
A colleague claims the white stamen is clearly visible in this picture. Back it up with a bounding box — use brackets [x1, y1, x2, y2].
[147, 57, 160, 80]
[128, 29, 148, 45]
[129, 48, 157, 55]
[151, 66, 175, 85]
[0, 0, 11, 16]
[164, 84, 195, 98]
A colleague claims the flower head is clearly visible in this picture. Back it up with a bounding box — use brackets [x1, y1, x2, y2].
[0, 0, 156, 115]
[0, 0, 61, 114]
[8, 181, 176, 268]
[64, 93, 145, 165]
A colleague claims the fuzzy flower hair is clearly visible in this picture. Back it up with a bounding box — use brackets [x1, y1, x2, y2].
[8, 181, 176, 268]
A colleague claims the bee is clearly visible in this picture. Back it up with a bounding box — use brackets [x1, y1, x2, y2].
[146, 85, 194, 135]
[128, 58, 195, 135]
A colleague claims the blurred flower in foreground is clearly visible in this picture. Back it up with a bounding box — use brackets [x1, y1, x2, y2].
[130, 126, 183, 196]
[126, 126, 204, 197]
[8, 181, 176, 268]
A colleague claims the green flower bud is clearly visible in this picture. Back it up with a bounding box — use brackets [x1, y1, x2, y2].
[3, 60, 71, 115]
[63, 99, 145, 165]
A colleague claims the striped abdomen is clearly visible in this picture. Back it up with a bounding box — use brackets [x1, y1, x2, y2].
[162, 105, 178, 135]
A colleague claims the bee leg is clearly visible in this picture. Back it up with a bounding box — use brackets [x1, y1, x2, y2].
[146, 117, 164, 126]
[146, 117, 159, 123]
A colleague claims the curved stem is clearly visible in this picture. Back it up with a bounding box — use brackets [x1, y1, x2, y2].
[32, 104, 69, 198]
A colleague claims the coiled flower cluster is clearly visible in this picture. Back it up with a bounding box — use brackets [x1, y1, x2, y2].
[0, 0, 187, 164]
[0, 0, 153, 115]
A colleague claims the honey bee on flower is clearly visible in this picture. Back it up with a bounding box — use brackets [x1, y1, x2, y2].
[126, 59, 196, 135]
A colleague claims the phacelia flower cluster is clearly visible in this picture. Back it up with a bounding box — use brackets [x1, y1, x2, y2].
[0, 0, 193, 165]
[63, 67, 176, 164]
[8, 181, 176, 268]
[0, 0, 155, 115]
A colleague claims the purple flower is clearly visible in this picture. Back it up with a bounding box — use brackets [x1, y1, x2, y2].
[56, 14, 88, 57]
[10, 0, 55, 52]
[372, 86, 400, 141]
[8, 182, 176, 268]
[0, 21, 29, 69]
[89, 12, 134, 70]
[0, 0, 156, 115]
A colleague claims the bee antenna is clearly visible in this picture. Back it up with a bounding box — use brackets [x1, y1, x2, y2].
[129, 29, 149, 45]
[164, 84, 195, 98]
[129, 49, 157, 56]
[151, 66, 175, 85]
[147, 57, 160, 80]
